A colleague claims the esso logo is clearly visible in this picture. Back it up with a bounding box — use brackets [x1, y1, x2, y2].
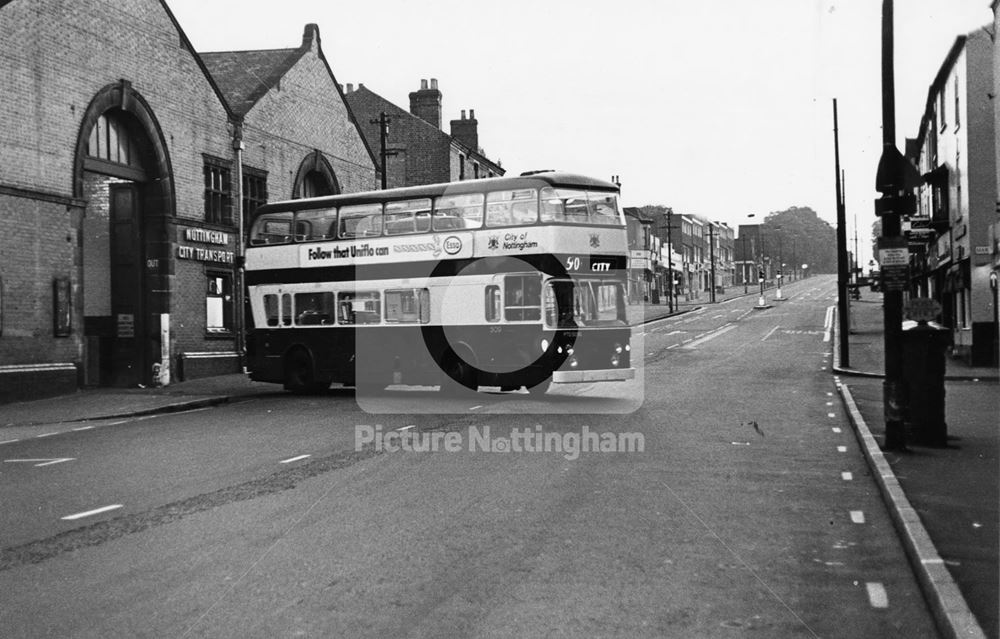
[443, 236, 463, 255]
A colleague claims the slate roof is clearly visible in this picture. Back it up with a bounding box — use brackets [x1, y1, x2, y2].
[200, 48, 306, 116]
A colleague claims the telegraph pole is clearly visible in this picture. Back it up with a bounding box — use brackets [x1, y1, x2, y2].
[708, 223, 717, 303]
[834, 99, 850, 368]
[875, 0, 917, 451]
[370, 112, 396, 190]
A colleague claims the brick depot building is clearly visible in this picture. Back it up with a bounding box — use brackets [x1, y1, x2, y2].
[0, 0, 377, 401]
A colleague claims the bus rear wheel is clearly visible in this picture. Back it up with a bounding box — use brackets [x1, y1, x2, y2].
[284, 348, 328, 394]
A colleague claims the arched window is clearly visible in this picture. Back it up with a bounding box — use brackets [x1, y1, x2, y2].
[84, 110, 146, 181]
[302, 170, 334, 198]
[87, 111, 141, 167]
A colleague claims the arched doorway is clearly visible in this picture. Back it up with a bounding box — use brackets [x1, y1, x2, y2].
[74, 81, 174, 387]
[292, 150, 340, 198]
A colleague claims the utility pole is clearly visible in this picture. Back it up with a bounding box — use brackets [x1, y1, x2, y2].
[834, 99, 850, 369]
[370, 112, 397, 190]
[708, 223, 716, 303]
[665, 208, 674, 313]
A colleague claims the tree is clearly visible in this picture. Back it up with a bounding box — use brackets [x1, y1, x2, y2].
[761, 206, 837, 274]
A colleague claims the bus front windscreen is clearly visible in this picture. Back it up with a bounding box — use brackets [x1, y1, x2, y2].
[544, 279, 627, 328]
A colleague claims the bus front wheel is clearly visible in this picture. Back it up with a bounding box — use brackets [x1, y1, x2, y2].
[440, 355, 478, 394]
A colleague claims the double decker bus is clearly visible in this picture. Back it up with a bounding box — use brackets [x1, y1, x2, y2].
[244, 171, 634, 396]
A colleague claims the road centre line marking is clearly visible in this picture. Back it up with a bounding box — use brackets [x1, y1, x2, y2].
[396, 425, 416, 431]
[865, 582, 889, 608]
[686, 324, 736, 349]
[0, 439, 20, 446]
[5, 458, 75, 467]
[850, 510, 866, 524]
[828, 413, 836, 418]
[761, 325, 781, 341]
[832, 427, 842, 433]
[469, 405, 483, 411]
[841, 472, 853, 481]
[72, 425, 95, 431]
[837, 446, 848, 453]
[36, 432, 60, 438]
[61, 504, 123, 521]
[280, 454, 311, 464]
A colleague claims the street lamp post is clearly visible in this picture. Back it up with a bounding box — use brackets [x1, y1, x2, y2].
[665, 208, 674, 313]
[742, 235, 749, 294]
[775, 226, 784, 300]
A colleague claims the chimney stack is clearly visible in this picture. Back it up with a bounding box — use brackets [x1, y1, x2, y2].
[345, 83, 354, 93]
[409, 78, 442, 129]
[450, 108, 479, 152]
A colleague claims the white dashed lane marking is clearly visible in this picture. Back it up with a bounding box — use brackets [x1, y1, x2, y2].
[850, 510, 866, 524]
[866, 582, 889, 608]
[61, 504, 123, 521]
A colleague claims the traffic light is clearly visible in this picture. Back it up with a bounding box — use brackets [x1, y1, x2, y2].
[874, 193, 916, 217]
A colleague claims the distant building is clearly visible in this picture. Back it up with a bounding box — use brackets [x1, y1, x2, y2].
[344, 80, 504, 188]
[906, 28, 997, 365]
[0, 0, 376, 401]
[624, 208, 656, 303]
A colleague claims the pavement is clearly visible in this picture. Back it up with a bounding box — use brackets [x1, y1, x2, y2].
[834, 287, 999, 639]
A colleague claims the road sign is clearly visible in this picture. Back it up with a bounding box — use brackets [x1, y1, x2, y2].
[877, 237, 909, 291]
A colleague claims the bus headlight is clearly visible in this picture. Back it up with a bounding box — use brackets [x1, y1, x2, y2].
[540, 338, 550, 353]
[610, 353, 621, 367]
[557, 345, 563, 354]
[568, 356, 579, 368]
[613, 343, 623, 354]
[625, 344, 631, 352]
[566, 347, 574, 356]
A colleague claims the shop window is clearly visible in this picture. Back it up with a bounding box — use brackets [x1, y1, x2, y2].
[204, 156, 233, 225]
[206, 273, 233, 334]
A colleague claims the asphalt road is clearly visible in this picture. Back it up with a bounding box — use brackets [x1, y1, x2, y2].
[0, 274, 941, 638]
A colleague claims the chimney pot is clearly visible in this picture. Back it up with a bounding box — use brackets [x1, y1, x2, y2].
[461, 109, 466, 120]
[470, 109, 475, 120]
[346, 83, 353, 93]
[430, 78, 438, 90]
[421, 79, 428, 90]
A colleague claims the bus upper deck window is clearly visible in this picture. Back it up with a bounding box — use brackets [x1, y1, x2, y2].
[250, 213, 293, 245]
[295, 208, 337, 241]
[433, 193, 483, 230]
[486, 189, 537, 227]
[339, 204, 383, 238]
[385, 199, 432, 235]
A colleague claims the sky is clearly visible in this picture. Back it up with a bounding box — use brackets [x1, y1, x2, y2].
[166, 0, 994, 266]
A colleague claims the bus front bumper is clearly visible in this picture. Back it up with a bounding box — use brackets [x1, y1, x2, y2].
[552, 368, 635, 384]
